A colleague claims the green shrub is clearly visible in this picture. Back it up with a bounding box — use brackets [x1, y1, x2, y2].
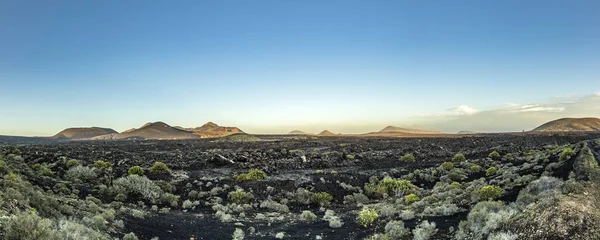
[330, 170, 338, 174]
[404, 193, 419, 204]
[559, 148, 576, 161]
[32, 164, 54, 176]
[399, 153, 415, 163]
[346, 154, 355, 160]
[0, 158, 9, 173]
[504, 153, 514, 160]
[311, 192, 333, 206]
[66, 166, 97, 181]
[441, 162, 454, 170]
[488, 151, 500, 159]
[123, 232, 139, 240]
[149, 162, 171, 174]
[365, 177, 416, 198]
[385, 220, 409, 239]
[127, 166, 145, 176]
[66, 159, 80, 168]
[456, 201, 517, 239]
[413, 220, 437, 240]
[356, 208, 379, 227]
[452, 153, 466, 162]
[477, 185, 504, 200]
[113, 175, 163, 201]
[470, 164, 482, 172]
[94, 160, 112, 170]
[299, 210, 318, 222]
[3, 212, 56, 240]
[485, 167, 497, 176]
[228, 188, 254, 204]
[316, 169, 325, 174]
[235, 169, 267, 182]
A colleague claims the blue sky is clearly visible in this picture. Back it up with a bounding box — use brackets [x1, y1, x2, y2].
[1, 0, 599, 135]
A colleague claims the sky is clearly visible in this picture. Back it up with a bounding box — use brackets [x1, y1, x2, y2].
[1, 0, 599, 136]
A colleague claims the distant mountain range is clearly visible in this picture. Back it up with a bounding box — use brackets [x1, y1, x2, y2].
[93, 122, 199, 140]
[1, 117, 599, 143]
[532, 117, 600, 132]
[57, 122, 244, 140]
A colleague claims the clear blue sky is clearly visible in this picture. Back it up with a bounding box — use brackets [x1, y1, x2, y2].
[1, 0, 599, 135]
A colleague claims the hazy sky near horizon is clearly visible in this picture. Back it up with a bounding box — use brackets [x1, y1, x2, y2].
[1, 0, 599, 136]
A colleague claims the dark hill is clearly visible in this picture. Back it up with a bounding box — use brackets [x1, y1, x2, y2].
[53, 127, 118, 139]
[94, 122, 199, 140]
[533, 118, 600, 132]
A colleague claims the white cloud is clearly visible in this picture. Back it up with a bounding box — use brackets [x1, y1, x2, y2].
[452, 105, 479, 115]
[411, 92, 600, 133]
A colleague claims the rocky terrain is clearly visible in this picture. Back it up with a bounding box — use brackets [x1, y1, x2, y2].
[1, 132, 600, 239]
[533, 117, 600, 132]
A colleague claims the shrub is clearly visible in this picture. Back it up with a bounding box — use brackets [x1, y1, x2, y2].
[275, 232, 285, 239]
[455, 201, 517, 239]
[504, 153, 514, 160]
[235, 169, 267, 182]
[399, 154, 415, 163]
[94, 160, 112, 170]
[364, 234, 392, 240]
[323, 210, 344, 228]
[316, 169, 325, 174]
[385, 220, 409, 239]
[441, 162, 454, 170]
[559, 147, 576, 161]
[516, 176, 564, 209]
[0, 158, 9, 173]
[343, 193, 369, 205]
[3, 212, 56, 240]
[232, 228, 245, 240]
[311, 192, 333, 206]
[365, 177, 416, 198]
[452, 153, 466, 162]
[404, 193, 419, 204]
[488, 151, 500, 159]
[66, 166, 97, 182]
[485, 167, 497, 176]
[299, 210, 318, 222]
[412, 220, 437, 240]
[123, 232, 139, 240]
[33, 164, 54, 176]
[113, 175, 163, 201]
[356, 208, 378, 227]
[66, 159, 80, 168]
[127, 166, 145, 176]
[477, 185, 504, 200]
[346, 154, 355, 159]
[149, 161, 171, 174]
[470, 164, 482, 172]
[259, 199, 289, 213]
[228, 189, 254, 204]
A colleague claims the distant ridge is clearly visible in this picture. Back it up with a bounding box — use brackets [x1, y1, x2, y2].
[53, 127, 118, 139]
[94, 122, 199, 140]
[289, 130, 306, 134]
[318, 130, 336, 136]
[191, 122, 243, 138]
[457, 130, 478, 135]
[532, 118, 600, 132]
[379, 126, 440, 134]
